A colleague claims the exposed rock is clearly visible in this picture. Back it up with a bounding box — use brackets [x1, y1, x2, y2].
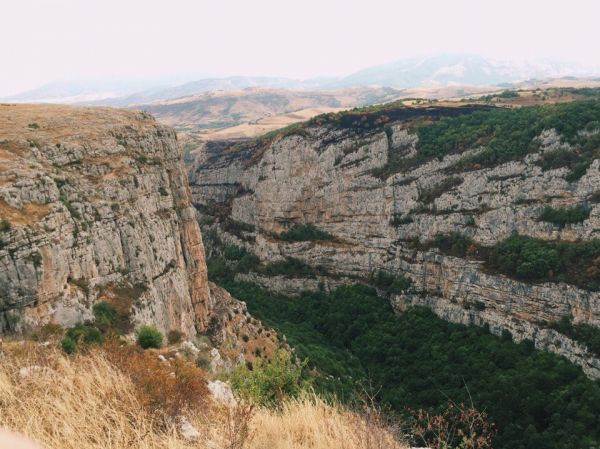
[207, 380, 237, 406]
[190, 107, 600, 377]
[0, 104, 213, 335]
[178, 415, 200, 441]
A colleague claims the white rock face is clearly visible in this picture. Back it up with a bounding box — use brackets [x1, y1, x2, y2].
[190, 109, 600, 378]
[0, 105, 213, 336]
[207, 380, 237, 406]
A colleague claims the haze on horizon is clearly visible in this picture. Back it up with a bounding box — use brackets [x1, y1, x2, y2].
[2, 0, 600, 97]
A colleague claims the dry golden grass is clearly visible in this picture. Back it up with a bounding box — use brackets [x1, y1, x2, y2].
[0, 342, 407, 449]
[248, 395, 406, 449]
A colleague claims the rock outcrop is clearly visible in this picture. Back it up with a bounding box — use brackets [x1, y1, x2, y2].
[189, 103, 600, 377]
[0, 104, 213, 335]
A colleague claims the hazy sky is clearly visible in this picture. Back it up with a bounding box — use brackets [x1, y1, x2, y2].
[2, 0, 599, 96]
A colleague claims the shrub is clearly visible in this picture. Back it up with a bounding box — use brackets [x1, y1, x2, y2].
[136, 325, 163, 349]
[223, 244, 248, 260]
[260, 257, 318, 278]
[488, 235, 561, 281]
[279, 223, 334, 242]
[167, 330, 183, 345]
[230, 349, 307, 407]
[61, 336, 77, 354]
[538, 204, 590, 226]
[371, 270, 411, 294]
[92, 301, 117, 331]
[429, 232, 474, 257]
[0, 219, 11, 232]
[65, 323, 103, 346]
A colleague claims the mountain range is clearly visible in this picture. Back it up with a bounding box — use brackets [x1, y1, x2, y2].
[5, 54, 599, 105]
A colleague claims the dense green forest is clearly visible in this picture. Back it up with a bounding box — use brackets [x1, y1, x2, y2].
[211, 272, 600, 449]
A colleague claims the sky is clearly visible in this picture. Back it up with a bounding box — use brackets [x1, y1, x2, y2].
[2, 0, 600, 96]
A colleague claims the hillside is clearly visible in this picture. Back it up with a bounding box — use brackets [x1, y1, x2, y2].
[190, 88, 600, 376]
[132, 87, 404, 131]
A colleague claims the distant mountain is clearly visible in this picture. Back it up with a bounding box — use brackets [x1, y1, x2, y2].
[4, 54, 599, 105]
[336, 54, 599, 88]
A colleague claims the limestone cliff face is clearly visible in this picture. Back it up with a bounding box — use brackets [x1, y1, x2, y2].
[189, 106, 600, 377]
[0, 104, 212, 335]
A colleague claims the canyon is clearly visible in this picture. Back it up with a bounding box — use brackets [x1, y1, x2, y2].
[189, 92, 600, 378]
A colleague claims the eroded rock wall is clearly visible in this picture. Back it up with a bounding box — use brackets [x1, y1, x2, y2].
[0, 104, 212, 335]
[189, 110, 600, 376]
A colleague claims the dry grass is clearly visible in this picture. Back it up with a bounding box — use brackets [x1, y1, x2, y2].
[248, 395, 406, 449]
[0, 342, 407, 449]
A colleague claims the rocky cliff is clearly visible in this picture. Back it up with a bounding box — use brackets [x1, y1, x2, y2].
[189, 94, 600, 377]
[0, 104, 214, 336]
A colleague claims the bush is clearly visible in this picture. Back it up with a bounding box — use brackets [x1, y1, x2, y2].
[0, 219, 11, 232]
[279, 223, 334, 242]
[167, 329, 183, 345]
[92, 301, 117, 331]
[230, 349, 307, 407]
[136, 325, 163, 349]
[429, 232, 474, 257]
[61, 336, 77, 354]
[371, 270, 411, 294]
[488, 235, 561, 280]
[538, 204, 590, 226]
[260, 257, 317, 278]
[65, 323, 103, 346]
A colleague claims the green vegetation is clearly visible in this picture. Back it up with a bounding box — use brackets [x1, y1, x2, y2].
[370, 270, 411, 294]
[92, 301, 117, 332]
[426, 232, 600, 291]
[417, 100, 600, 170]
[279, 223, 335, 242]
[230, 349, 308, 407]
[418, 176, 463, 203]
[136, 325, 164, 349]
[0, 219, 11, 232]
[538, 204, 590, 226]
[426, 232, 474, 257]
[549, 316, 600, 357]
[216, 280, 600, 449]
[487, 235, 600, 289]
[261, 257, 319, 278]
[59, 194, 81, 220]
[60, 323, 104, 353]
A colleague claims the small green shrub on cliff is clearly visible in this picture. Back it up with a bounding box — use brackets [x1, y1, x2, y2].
[538, 204, 590, 226]
[0, 219, 11, 232]
[279, 223, 334, 242]
[230, 349, 307, 407]
[92, 301, 118, 331]
[371, 270, 411, 294]
[136, 325, 163, 349]
[488, 235, 561, 280]
[67, 323, 103, 345]
[259, 257, 317, 278]
[429, 232, 474, 257]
